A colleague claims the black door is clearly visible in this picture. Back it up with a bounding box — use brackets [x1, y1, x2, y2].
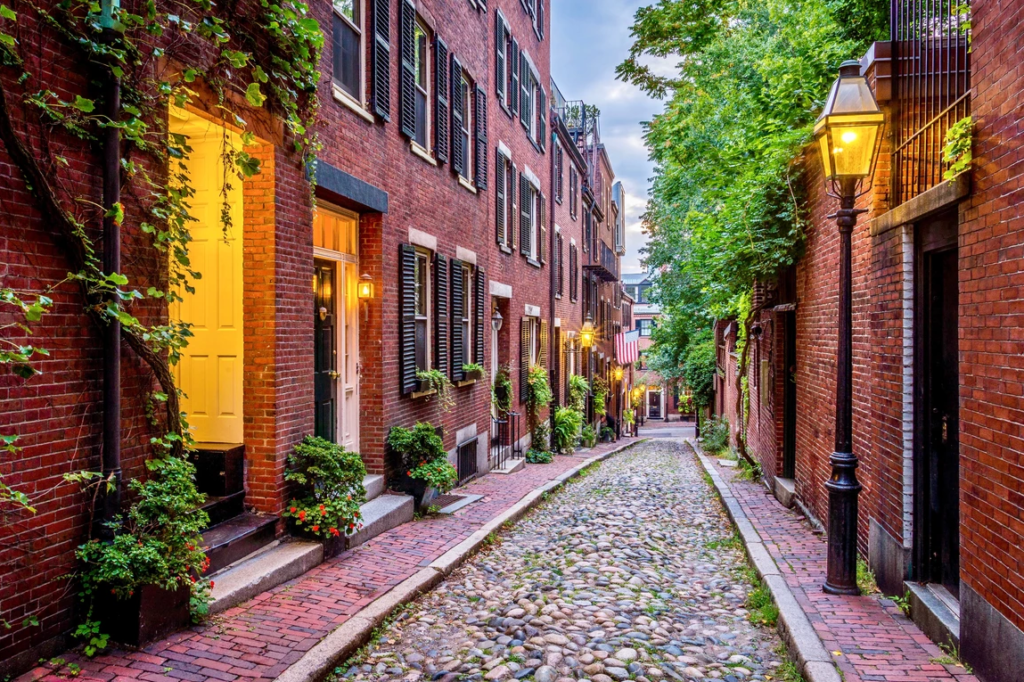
[782, 310, 797, 479]
[314, 261, 337, 443]
[648, 391, 661, 419]
[916, 236, 960, 598]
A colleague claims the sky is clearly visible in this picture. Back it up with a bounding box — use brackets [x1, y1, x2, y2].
[550, 0, 666, 274]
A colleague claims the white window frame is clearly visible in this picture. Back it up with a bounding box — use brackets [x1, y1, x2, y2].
[412, 19, 432, 155]
[332, 0, 365, 105]
[414, 248, 432, 371]
[462, 262, 473, 368]
[460, 72, 473, 182]
[527, 316, 540, 367]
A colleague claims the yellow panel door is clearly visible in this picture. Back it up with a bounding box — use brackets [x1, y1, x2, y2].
[170, 110, 244, 444]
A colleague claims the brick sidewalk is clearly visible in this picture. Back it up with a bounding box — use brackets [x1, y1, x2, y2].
[19, 439, 636, 682]
[711, 457, 978, 682]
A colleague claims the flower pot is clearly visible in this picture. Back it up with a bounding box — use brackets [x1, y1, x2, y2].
[465, 368, 485, 382]
[93, 583, 191, 648]
[320, 532, 348, 559]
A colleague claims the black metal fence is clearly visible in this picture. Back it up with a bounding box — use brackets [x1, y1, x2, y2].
[491, 411, 523, 471]
[890, 0, 971, 205]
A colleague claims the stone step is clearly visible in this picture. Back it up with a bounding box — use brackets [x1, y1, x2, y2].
[200, 490, 245, 527]
[201, 512, 278, 574]
[363, 474, 385, 502]
[491, 458, 525, 475]
[208, 539, 323, 615]
[347, 494, 415, 548]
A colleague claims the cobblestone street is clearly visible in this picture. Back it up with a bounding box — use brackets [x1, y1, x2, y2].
[336, 439, 788, 682]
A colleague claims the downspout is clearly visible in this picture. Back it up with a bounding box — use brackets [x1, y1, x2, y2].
[99, 0, 123, 534]
[548, 113, 557, 426]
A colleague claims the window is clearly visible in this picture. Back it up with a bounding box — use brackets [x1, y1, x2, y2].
[639, 318, 653, 337]
[414, 249, 431, 370]
[461, 264, 473, 368]
[517, 56, 545, 148]
[496, 13, 511, 114]
[555, 231, 563, 298]
[569, 242, 578, 302]
[332, 0, 363, 100]
[569, 166, 578, 220]
[459, 73, 472, 180]
[413, 20, 430, 149]
[518, 175, 544, 263]
[496, 151, 516, 249]
[532, 0, 544, 39]
[313, 205, 358, 256]
[555, 145, 564, 203]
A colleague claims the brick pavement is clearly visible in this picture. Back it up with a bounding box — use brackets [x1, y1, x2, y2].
[712, 458, 978, 682]
[17, 440, 635, 682]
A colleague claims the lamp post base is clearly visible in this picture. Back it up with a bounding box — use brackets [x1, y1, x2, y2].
[824, 449, 862, 595]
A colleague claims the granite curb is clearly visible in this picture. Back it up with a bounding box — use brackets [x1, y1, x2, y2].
[277, 438, 646, 682]
[689, 441, 843, 682]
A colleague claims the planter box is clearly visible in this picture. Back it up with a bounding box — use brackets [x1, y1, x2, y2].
[390, 473, 438, 510]
[464, 368, 485, 382]
[94, 583, 191, 648]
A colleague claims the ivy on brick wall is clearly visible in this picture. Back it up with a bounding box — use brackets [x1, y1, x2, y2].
[0, 0, 321, 646]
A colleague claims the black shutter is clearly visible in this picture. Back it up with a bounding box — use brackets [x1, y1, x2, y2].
[538, 88, 546, 149]
[474, 85, 488, 190]
[509, 162, 517, 247]
[372, 0, 392, 120]
[474, 268, 485, 365]
[399, 0, 416, 138]
[519, 173, 531, 256]
[557, 233, 563, 296]
[434, 37, 450, 164]
[495, 15, 506, 101]
[552, 328, 561, 406]
[435, 254, 449, 375]
[520, 318, 530, 402]
[399, 244, 418, 395]
[538, 0, 544, 38]
[509, 39, 519, 116]
[478, 0, 487, 10]
[495, 151, 506, 245]
[519, 53, 529, 127]
[450, 259, 465, 382]
[538, 192, 546, 263]
[450, 56, 465, 177]
[539, 320, 548, 370]
[556, 147, 563, 202]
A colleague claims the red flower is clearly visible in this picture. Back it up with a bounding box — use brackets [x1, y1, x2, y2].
[190, 575, 197, 583]
[210, 581, 215, 589]
[407, 470, 413, 476]
[298, 510, 306, 521]
[110, 589, 116, 595]
[319, 504, 325, 512]
[349, 523, 355, 529]
[311, 525, 320, 532]
[330, 527, 340, 537]
[290, 506, 297, 513]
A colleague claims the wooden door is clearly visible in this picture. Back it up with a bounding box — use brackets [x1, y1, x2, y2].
[648, 390, 662, 419]
[170, 110, 244, 444]
[314, 261, 337, 443]
[782, 310, 797, 479]
[339, 262, 360, 452]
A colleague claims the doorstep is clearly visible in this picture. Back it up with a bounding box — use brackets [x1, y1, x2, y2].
[491, 458, 525, 474]
[906, 581, 961, 650]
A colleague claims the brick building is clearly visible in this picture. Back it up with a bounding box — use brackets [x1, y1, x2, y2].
[722, 1, 1024, 678]
[0, 0, 629, 673]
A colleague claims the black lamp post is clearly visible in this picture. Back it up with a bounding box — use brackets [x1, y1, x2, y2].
[813, 60, 884, 595]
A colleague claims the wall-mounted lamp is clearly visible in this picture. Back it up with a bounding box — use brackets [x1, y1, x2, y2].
[491, 307, 503, 332]
[580, 313, 595, 349]
[751, 323, 763, 338]
[358, 273, 373, 322]
[613, 366, 624, 382]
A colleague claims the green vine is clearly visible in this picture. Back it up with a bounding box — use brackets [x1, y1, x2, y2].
[416, 368, 455, 413]
[0, 0, 323, 649]
[943, 115, 973, 181]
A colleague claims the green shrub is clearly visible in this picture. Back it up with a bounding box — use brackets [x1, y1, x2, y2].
[702, 416, 730, 454]
[531, 420, 551, 452]
[580, 424, 598, 449]
[388, 423, 458, 492]
[567, 374, 589, 413]
[492, 366, 513, 414]
[282, 436, 366, 539]
[552, 407, 584, 454]
[526, 364, 553, 414]
[526, 449, 553, 464]
[600, 426, 615, 442]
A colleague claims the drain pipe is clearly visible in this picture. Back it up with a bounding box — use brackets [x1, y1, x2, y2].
[99, 0, 123, 534]
[548, 113, 557, 422]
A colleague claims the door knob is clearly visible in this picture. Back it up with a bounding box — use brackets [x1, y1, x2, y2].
[329, 370, 340, 380]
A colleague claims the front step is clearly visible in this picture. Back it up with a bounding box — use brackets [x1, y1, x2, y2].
[205, 492, 413, 614]
[364, 474, 385, 501]
[348, 494, 415, 548]
[202, 512, 277, 574]
[200, 490, 245, 526]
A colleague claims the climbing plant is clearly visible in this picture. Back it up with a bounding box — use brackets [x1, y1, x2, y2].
[0, 0, 322, 647]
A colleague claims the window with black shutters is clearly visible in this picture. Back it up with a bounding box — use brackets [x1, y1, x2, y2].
[333, 0, 363, 100]
[569, 243, 578, 302]
[569, 166, 578, 220]
[555, 232, 564, 297]
[496, 13, 511, 115]
[371, 0, 391, 120]
[474, 268, 485, 366]
[414, 249, 431, 371]
[407, 16, 431, 150]
[458, 73, 472, 181]
[474, 85, 488, 190]
[496, 151, 511, 248]
[555, 145, 564, 203]
[461, 264, 472, 371]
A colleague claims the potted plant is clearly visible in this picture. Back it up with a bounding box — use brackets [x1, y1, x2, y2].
[415, 369, 455, 412]
[75, 455, 209, 649]
[462, 362, 485, 382]
[282, 436, 367, 557]
[387, 422, 458, 509]
[552, 406, 584, 455]
[492, 367, 513, 415]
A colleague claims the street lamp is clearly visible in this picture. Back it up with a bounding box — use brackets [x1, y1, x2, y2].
[580, 313, 595, 349]
[491, 307, 503, 332]
[813, 60, 883, 596]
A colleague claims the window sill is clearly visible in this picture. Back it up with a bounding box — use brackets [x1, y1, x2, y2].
[526, 258, 542, 268]
[499, 245, 513, 255]
[530, 138, 544, 154]
[332, 85, 375, 124]
[456, 379, 477, 387]
[411, 388, 437, 400]
[500, 102, 512, 118]
[410, 142, 437, 166]
[458, 176, 478, 194]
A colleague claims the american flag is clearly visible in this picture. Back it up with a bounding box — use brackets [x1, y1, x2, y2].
[615, 329, 640, 365]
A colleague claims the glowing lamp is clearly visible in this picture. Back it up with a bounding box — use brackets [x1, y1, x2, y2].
[813, 60, 884, 189]
[580, 314, 595, 349]
[357, 274, 374, 300]
[613, 366, 624, 381]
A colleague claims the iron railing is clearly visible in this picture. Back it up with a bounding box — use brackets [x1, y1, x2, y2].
[491, 411, 523, 470]
[890, 0, 971, 205]
[585, 239, 619, 282]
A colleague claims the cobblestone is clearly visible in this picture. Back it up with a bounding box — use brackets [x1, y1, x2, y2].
[334, 440, 787, 682]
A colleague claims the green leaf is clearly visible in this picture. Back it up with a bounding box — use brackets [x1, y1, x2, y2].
[105, 272, 129, 286]
[72, 95, 95, 113]
[245, 82, 266, 107]
[105, 201, 124, 226]
[0, 5, 17, 20]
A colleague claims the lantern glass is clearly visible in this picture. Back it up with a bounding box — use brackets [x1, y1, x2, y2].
[613, 367, 623, 381]
[814, 61, 884, 183]
[357, 275, 373, 300]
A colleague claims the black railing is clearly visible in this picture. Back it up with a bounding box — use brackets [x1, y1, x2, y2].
[890, 0, 971, 205]
[491, 411, 523, 471]
[585, 240, 619, 282]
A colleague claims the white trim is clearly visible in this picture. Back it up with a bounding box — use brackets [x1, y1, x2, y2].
[458, 176, 478, 194]
[332, 85, 375, 124]
[313, 245, 359, 265]
[901, 224, 915, 549]
[524, 304, 541, 317]
[522, 165, 540, 188]
[570, 237, 576, 246]
[490, 280, 512, 298]
[456, 246, 477, 266]
[497, 140, 512, 159]
[410, 141, 438, 166]
[409, 227, 437, 251]
[554, 317, 561, 328]
[554, 223, 561, 234]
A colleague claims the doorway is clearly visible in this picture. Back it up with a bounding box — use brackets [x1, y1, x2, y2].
[914, 212, 959, 599]
[648, 389, 662, 419]
[313, 206, 360, 452]
[782, 310, 797, 479]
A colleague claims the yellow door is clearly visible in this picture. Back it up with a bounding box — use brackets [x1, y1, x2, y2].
[169, 108, 244, 444]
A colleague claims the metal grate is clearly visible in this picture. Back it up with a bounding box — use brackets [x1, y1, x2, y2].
[890, 0, 971, 206]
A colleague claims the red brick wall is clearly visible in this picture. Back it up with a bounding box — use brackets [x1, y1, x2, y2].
[956, 0, 1024, 630]
[745, 310, 784, 481]
[552, 129, 585, 406]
